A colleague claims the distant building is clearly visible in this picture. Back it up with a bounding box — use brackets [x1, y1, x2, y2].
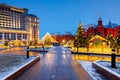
[52, 32, 74, 44]
[86, 17, 120, 38]
[0, 3, 40, 45]
[41, 32, 59, 46]
[27, 14, 40, 41]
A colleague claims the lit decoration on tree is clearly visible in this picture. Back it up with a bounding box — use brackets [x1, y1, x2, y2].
[74, 21, 87, 52]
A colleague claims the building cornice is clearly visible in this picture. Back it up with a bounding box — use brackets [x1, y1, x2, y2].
[0, 29, 29, 34]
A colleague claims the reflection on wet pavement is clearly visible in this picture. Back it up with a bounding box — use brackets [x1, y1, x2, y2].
[73, 54, 120, 62]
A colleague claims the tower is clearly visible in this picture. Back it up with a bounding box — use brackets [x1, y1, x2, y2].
[98, 16, 103, 27]
[96, 17, 105, 37]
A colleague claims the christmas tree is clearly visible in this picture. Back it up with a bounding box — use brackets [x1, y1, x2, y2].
[74, 21, 87, 52]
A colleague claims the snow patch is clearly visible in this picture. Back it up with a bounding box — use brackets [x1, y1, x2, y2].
[0, 54, 36, 80]
[78, 60, 107, 80]
[95, 61, 120, 78]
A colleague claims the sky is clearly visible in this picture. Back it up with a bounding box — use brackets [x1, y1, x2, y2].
[1, 0, 120, 38]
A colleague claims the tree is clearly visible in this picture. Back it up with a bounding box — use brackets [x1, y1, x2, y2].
[4, 41, 9, 46]
[45, 38, 51, 45]
[29, 41, 33, 46]
[116, 30, 120, 53]
[34, 40, 38, 46]
[106, 34, 115, 48]
[22, 41, 27, 46]
[117, 31, 120, 46]
[74, 22, 87, 52]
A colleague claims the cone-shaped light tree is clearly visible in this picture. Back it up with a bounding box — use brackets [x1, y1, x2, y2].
[74, 21, 87, 52]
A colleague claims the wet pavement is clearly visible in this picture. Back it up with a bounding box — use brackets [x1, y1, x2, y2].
[14, 46, 93, 80]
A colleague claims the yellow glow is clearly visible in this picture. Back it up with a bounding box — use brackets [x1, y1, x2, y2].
[10, 8, 24, 13]
[72, 47, 113, 54]
[73, 55, 120, 62]
[0, 29, 29, 34]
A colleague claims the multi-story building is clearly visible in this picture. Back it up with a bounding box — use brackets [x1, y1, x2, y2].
[0, 3, 40, 46]
[86, 17, 120, 38]
[27, 14, 39, 41]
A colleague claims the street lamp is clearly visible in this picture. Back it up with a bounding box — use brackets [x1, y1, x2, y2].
[26, 46, 29, 59]
[111, 48, 116, 68]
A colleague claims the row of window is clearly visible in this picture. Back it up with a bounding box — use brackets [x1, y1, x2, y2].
[0, 6, 24, 14]
[0, 33, 27, 40]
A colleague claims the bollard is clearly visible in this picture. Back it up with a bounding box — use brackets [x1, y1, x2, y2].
[111, 49, 116, 68]
[27, 46, 29, 49]
[27, 51, 29, 59]
[42, 46, 44, 51]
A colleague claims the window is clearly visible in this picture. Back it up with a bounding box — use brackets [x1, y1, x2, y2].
[17, 33, 21, 40]
[23, 34, 27, 40]
[4, 33, 9, 40]
[0, 33, 2, 40]
[11, 33, 16, 40]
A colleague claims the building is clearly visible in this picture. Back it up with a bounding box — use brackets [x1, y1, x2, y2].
[52, 32, 74, 46]
[86, 17, 120, 38]
[88, 35, 110, 53]
[41, 32, 59, 46]
[27, 14, 39, 41]
[0, 3, 40, 46]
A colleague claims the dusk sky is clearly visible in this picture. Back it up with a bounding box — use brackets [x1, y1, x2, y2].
[1, 0, 120, 38]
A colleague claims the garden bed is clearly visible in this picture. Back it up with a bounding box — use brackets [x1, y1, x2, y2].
[0, 54, 39, 80]
[78, 60, 108, 80]
[92, 61, 120, 80]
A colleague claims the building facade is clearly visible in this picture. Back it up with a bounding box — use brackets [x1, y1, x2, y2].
[0, 3, 40, 46]
[52, 33, 74, 44]
[86, 17, 120, 38]
[27, 14, 39, 41]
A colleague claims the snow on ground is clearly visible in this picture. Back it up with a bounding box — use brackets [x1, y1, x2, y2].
[0, 54, 36, 79]
[78, 60, 108, 80]
[97, 61, 120, 74]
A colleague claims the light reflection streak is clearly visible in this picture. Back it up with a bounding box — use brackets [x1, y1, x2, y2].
[73, 55, 120, 62]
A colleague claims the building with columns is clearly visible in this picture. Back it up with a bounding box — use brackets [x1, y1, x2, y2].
[0, 3, 40, 46]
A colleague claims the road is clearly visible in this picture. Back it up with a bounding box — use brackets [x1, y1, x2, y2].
[13, 46, 93, 80]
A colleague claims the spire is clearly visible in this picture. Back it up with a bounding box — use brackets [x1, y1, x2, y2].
[79, 21, 82, 28]
[77, 21, 84, 35]
[99, 12, 102, 21]
[109, 20, 112, 28]
[109, 20, 112, 24]
[98, 15, 103, 27]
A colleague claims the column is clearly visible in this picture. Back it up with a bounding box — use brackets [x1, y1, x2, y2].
[2, 32, 4, 43]
[9, 33, 11, 40]
[21, 34, 23, 41]
[16, 33, 17, 40]
[27, 34, 29, 45]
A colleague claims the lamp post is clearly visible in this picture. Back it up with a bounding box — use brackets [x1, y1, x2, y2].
[26, 46, 29, 59]
[111, 48, 116, 68]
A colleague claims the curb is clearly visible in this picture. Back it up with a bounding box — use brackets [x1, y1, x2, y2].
[5, 56, 40, 80]
[92, 61, 120, 80]
[71, 51, 120, 57]
[27, 49, 48, 52]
